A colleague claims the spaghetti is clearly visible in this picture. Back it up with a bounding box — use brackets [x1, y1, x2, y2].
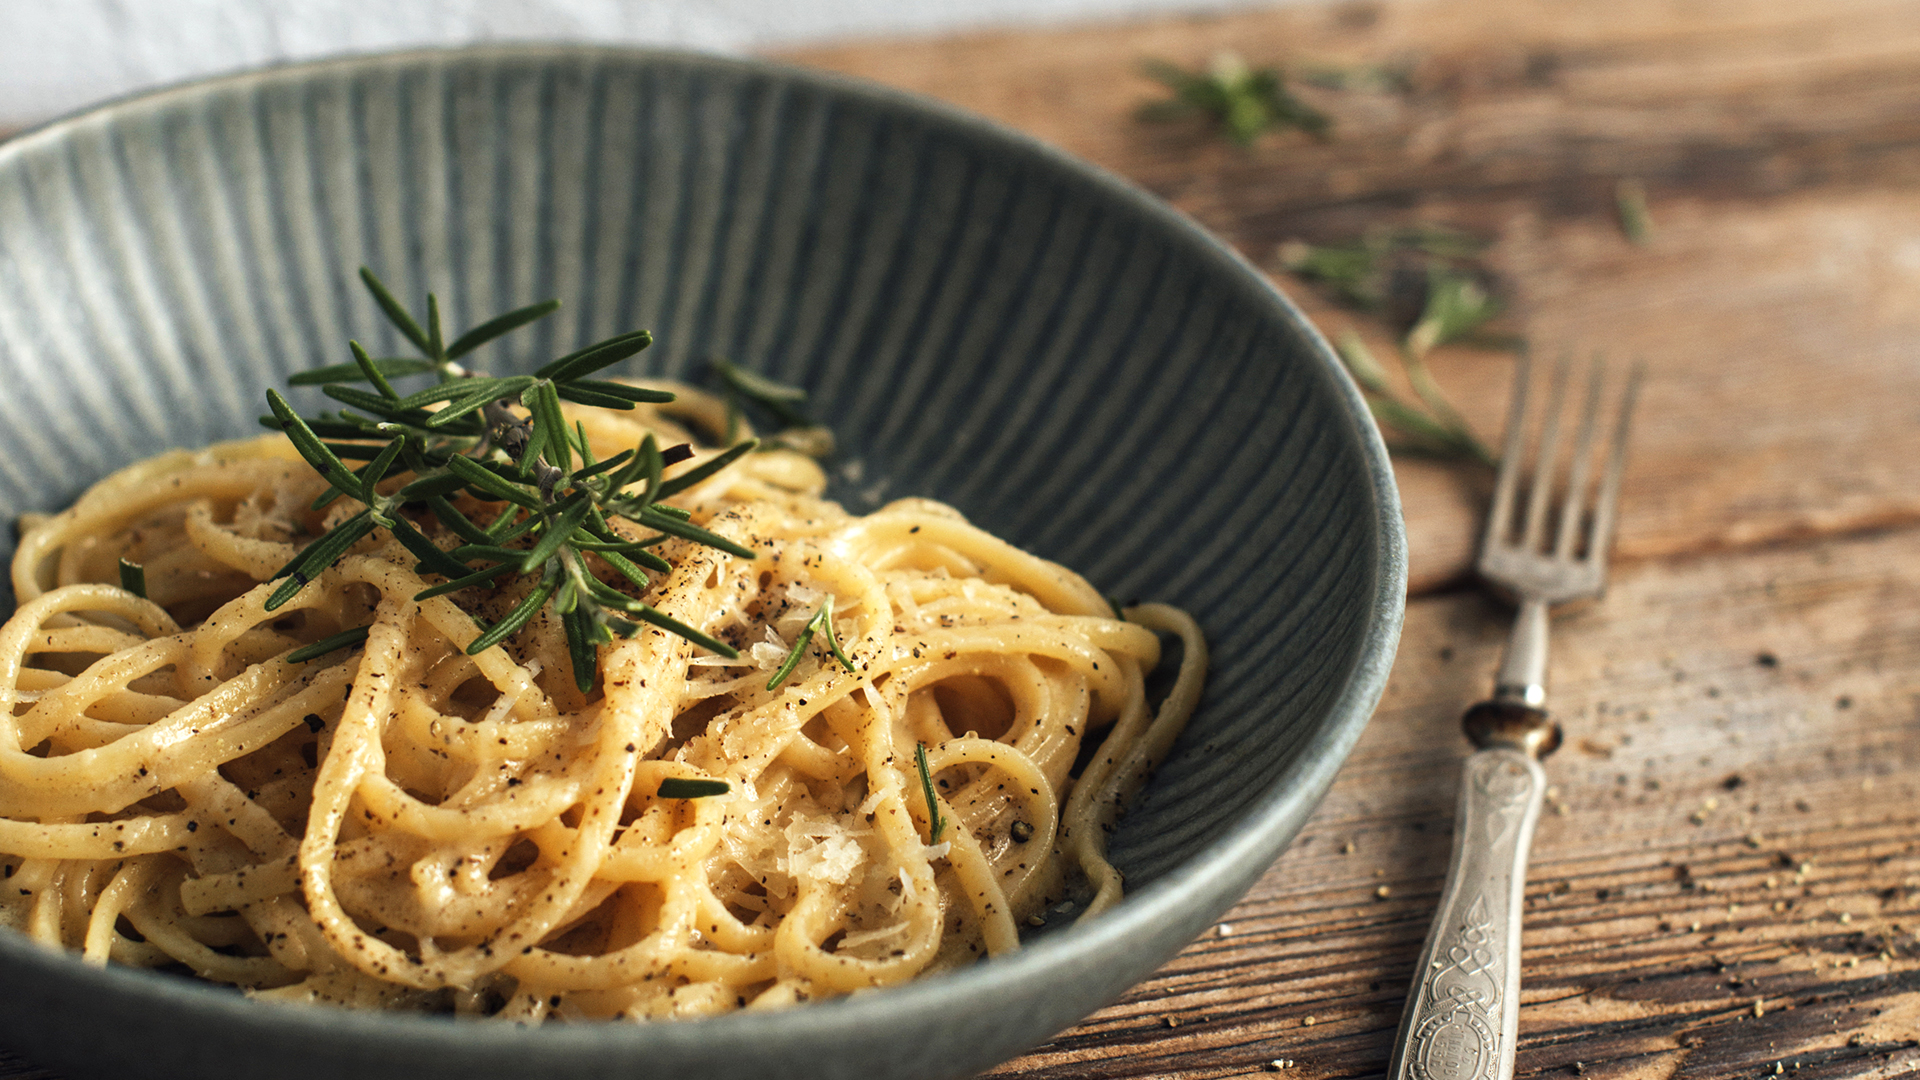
[0, 390, 1204, 1019]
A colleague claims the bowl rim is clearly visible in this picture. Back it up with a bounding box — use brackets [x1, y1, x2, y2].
[0, 40, 1407, 1062]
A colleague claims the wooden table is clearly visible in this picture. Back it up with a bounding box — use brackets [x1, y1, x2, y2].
[4, 2, 1918, 1077]
[794, 2, 1920, 1078]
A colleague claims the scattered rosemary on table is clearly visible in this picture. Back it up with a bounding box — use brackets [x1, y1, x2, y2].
[1137, 52, 1331, 147]
[263, 267, 761, 693]
[1280, 227, 1507, 466]
[1615, 178, 1654, 246]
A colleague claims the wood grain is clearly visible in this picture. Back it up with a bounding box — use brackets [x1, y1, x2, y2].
[985, 524, 1920, 1080]
[783, 0, 1920, 593]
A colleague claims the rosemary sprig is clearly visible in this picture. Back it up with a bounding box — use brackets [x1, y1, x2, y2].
[264, 267, 760, 694]
[914, 743, 946, 844]
[764, 597, 858, 691]
[1280, 227, 1505, 466]
[1138, 52, 1331, 147]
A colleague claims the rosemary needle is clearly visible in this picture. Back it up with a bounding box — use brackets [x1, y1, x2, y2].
[657, 778, 731, 799]
[915, 743, 946, 844]
[288, 625, 371, 663]
[765, 596, 858, 691]
[1616, 178, 1653, 246]
[117, 559, 146, 599]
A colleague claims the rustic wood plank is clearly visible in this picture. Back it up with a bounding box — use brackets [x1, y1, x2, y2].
[780, 0, 1920, 592]
[984, 523, 1920, 1079]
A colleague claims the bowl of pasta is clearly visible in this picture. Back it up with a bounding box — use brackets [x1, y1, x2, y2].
[0, 45, 1403, 1080]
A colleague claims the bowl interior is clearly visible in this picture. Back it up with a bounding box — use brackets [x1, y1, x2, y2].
[0, 46, 1403, 1080]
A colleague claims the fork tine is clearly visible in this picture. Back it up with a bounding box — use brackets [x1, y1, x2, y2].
[1584, 361, 1645, 571]
[1551, 356, 1607, 560]
[1484, 354, 1534, 552]
[1519, 353, 1574, 553]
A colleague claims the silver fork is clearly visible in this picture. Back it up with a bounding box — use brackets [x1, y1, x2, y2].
[1386, 354, 1641, 1080]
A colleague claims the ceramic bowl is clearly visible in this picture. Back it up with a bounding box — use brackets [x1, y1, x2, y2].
[0, 45, 1403, 1080]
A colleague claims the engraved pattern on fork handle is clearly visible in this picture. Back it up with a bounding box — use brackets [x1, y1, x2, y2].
[1387, 748, 1547, 1080]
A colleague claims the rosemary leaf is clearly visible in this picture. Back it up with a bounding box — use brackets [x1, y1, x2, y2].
[815, 603, 858, 676]
[656, 440, 757, 500]
[395, 377, 506, 412]
[267, 512, 377, 611]
[424, 386, 510, 430]
[597, 545, 673, 584]
[394, 472, 472, 502]
[526, 380, 573, 474]
[266, 390, 369, 502]
[265, 413, 388, 440]
[425, 293, 445, 362]
[915, 743, 946, 843]
[433, 376, 537, 429]
[519, 496, 595, 573]
[449, 542, 534, 563]
[412, 561, 517, 600]
[657, 778, 730, 799]
[563, 603, 598, 694]
[711, 358, 809, 430]
[628, 606, 737, 659]
[518, 404, 551, 476]
[350, 340, 402, 401]
[552, 383, 643, 411]
[423, 495, 494, 544]
[1616, 178, 1653, 246]
[287, 625, 371, 663]
[559, 379, 675, 405]
[359, 267, 432, 357]
[614, 435, 665, 504]
[632, 506, 755, 560]
[533, 329, 653, 382]
[320, 441, 392, 461]
[763, 598, 855, 691]
[446, 298, 562, 361]
[388, 515, 473, 578]
[289, 358, 436, 386]
[465, 569, 562, 655]
[117, 559, 146, 599]
[444, 456, 544, 509]
[362, 435, 408, 492]
[571, 448, 636, 483]
[320, 384, 438, 425]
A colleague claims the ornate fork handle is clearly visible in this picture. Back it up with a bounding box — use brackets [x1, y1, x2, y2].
[1390, 734, 1551, 1076]
[1387, 704, 1555, 1080]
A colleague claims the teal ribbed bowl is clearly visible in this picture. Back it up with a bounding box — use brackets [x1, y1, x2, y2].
[0, 46, 1403, 1080]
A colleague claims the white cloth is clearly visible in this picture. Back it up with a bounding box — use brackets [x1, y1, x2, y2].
[0, 0, 1292, 130]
